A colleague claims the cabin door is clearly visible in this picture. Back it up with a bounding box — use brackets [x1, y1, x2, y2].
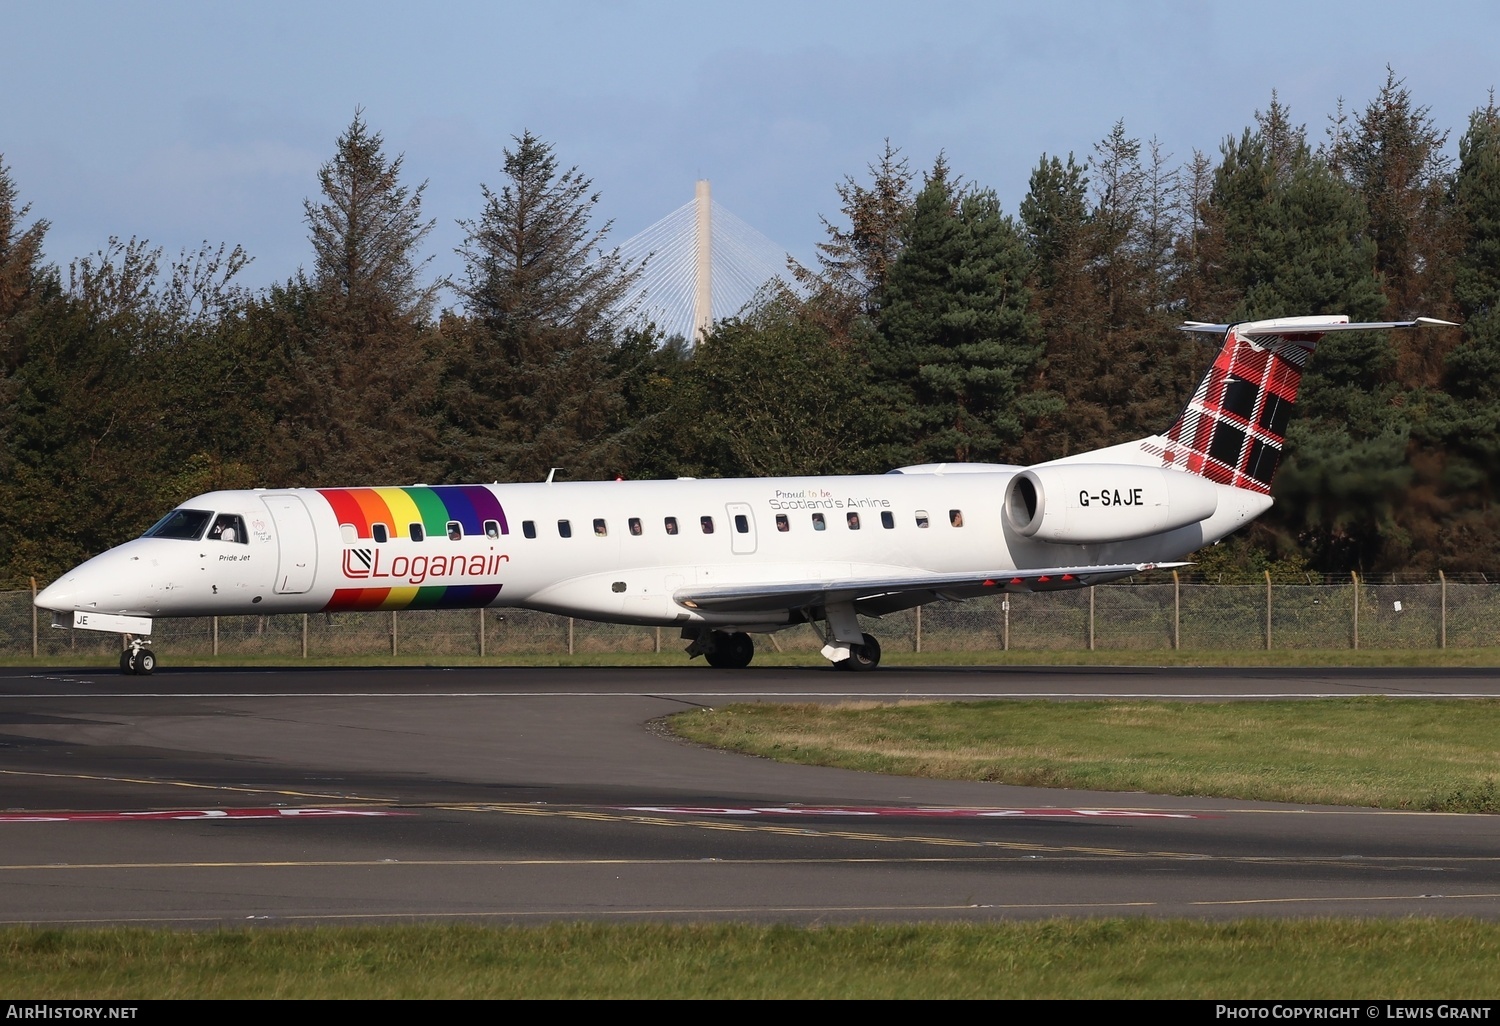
[261, 494, 319, 594]
[726, 502, 757, 555]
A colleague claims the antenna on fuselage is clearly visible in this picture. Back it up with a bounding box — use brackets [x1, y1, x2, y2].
[545, 468, 565, 484]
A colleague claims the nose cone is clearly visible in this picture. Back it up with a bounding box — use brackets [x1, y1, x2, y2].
[34, 544, 158, 615]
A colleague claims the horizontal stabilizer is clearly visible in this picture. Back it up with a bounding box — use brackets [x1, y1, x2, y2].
[675, 562, 1188, 614]
[1179, 316, 1456, 337]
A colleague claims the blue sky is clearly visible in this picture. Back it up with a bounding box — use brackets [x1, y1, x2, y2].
[4, 1, 1497, 302]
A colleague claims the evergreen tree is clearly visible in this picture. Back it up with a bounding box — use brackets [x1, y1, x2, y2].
[873, 165, 1042, 464]
[305, 109, 440, 323]
[273, 112, 444, 485]
[1419, 97, 1500, 569]
[446, 131, 641, 483]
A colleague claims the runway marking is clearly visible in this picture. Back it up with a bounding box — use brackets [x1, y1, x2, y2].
[0, 768, 399, 805]
[9, 690, 1500, 700]
[617, 805, 1202, 819]
[0, 808, 411, 823]
[2, 856, 1499, 872]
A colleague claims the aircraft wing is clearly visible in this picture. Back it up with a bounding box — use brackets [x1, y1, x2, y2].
[674, 562, 1186, 615]
[1180, 317, 1456, 337]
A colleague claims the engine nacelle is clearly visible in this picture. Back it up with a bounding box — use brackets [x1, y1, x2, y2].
[1004, 464, 1220, 544]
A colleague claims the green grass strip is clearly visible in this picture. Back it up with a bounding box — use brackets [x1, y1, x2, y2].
[670, 697, 1500, 810]
[4, 920, 1500, 998]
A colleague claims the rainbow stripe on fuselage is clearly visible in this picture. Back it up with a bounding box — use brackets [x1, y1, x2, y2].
[316, 485, 509, 612]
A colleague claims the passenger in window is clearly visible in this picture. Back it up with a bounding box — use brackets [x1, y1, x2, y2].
[594, 519, 607, 537]
[448, 523, 463, 541]
[812, 513, 826, 531]
[775, 515, 789, 532]
[700, 516, 714, 534]
[665, 518, 678, 535]
[847, 512, 860, 530]
[916, 512, 930, 528]
[485, 521, 500, 539]
[629, 518, 642, 536]
[950, 510, 964, 527]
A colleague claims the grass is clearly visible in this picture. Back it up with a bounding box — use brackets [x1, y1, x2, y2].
[669, 697, 1500, 810]
[4, 920, 1500, 998]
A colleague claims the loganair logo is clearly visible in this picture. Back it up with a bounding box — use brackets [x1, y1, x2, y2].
[339, 548, 509, 586]
[343, 548, 375, 578]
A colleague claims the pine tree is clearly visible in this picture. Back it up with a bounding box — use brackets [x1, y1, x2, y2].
[873, 165, 1042, 464]
[304, 109, 440, 324]
[446, 131, 641, 482]
[271, 112, 444, 485]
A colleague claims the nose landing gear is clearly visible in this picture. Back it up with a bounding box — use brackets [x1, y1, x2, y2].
[120, 637, 156, 675]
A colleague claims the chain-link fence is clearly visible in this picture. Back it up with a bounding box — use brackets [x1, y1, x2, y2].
[7, 574, 1499, 659]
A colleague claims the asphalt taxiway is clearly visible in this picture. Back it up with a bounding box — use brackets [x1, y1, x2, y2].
[3, 664, 1499, 926]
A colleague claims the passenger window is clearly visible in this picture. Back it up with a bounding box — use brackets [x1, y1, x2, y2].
[664, 517, 679, 535]
[949, 509, 964, 528]
[340, 524, 358, 544]
[846, 512, 860, 530]
[372, 523, 389, 543]
[701, 516, 715, 534]
[558, 520, 572, 539]
[447, 522, 463, 541]
[410, 523, 425, 542]
[881, 511, 895, 529]
[594, 518, 608, 537]
[734, 514, 749, 533]
[775, 514, 789, 532]
[916, 511, 930, 529]
[812, 513, 826, 531]
[628, 517, 642, 536]
[522, 520, 537, 539]
[484, 520, 500, 539]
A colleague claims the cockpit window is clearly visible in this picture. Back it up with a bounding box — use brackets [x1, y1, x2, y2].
[210, 514, 248, 544]
[143, 509, 213, 541]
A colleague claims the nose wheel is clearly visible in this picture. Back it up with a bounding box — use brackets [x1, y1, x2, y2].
[120, 640, 156, 675]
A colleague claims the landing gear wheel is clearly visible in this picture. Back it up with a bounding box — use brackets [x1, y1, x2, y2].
[119, 650, 134, 675]
[846, 633, 881, 672]
[703, 630, 754, 669]
[127, 648, 156, 675]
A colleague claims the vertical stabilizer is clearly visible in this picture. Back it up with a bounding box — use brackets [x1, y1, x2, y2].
[1143, 316, 1451, 495]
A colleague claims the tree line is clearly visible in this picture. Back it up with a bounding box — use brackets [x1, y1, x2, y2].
[3, 69, 1499, 586]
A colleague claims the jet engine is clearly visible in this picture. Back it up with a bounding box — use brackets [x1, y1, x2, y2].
[1004, 464, 1220, 544]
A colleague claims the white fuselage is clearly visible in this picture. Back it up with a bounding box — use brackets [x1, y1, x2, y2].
[35, 466, 1269, 631]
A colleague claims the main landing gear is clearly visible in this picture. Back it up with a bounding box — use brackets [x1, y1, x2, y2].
[119, 636, 156, 675]
[689, 629, 756, 669]
[685, 623, 884, 671]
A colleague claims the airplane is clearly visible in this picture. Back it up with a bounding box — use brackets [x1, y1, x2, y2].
[34, 314, 1452, 675]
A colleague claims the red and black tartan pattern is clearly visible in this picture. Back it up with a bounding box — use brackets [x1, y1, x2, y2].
[1141, 328, 1318, 495]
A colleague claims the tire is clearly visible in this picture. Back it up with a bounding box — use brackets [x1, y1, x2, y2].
[705, 631, 754, 669]
[846, 633, 882, 671]
[120, 650, 135, 675]
[136, 649, 156, 675]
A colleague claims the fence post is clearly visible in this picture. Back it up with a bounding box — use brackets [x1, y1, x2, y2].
[568, 617, 575, 655]
[655, 626, 661, 654]
[1351, 571, 1359, 650]
[479, 607, 486, 657]
[31, 577, 38, 658]
[391, 611, 398, 657]
[212, 616, 219, 657]
[1172, 571, 1180, 651]
[302, 613, 308, 659]
[1265, 570, 1272, 650]
[1439, 569, 1447, 649]
[1002, 598, 1009, 651]
[1088, 586, 1095, 651]
[914, 604, 922, 653]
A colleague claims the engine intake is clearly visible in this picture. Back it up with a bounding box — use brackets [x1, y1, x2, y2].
[1004, 464, 1220, 544]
